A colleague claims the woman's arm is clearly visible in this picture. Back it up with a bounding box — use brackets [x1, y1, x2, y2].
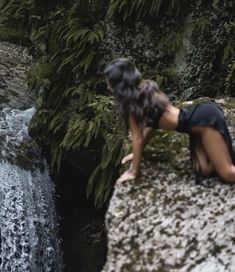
[128, 113, 144, 176]
[121, 126, 154, 164]
[116, 115, 154, 184]
[143, 127, 155, 147]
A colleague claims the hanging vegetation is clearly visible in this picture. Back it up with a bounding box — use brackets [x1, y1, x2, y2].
[0, 0, 33, 44]
[107, 0, 185, 21]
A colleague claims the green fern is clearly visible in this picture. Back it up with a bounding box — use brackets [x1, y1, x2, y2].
[52, 18, 104, 74]
[161, 66, 179, 79]
[192, 17, 211, 35]
[158, 28, 184, 56]
[87, 129, 124, 207]
[107, 0, 181, 21]
[0, 0, 32, 22]
[27, 58, 53, 91]
[223, 41, 235, 63]
[0, 0, 33, 43]
[225, 60, 235, 92]
[51, 144, 64, 173]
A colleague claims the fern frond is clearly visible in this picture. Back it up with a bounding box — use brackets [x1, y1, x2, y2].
[192, 16, 211, 35]
[223, 40, 235, 63]
[158, 28, 183, 56]
[106, 0, 179, 21]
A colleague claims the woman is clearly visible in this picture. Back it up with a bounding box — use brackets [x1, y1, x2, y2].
[104, 58, 235, 184]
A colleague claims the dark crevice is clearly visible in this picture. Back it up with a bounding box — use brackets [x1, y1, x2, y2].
[54, 161, 107, 272]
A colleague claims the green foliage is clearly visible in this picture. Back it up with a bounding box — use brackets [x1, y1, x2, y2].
[222, 22, 235, 63]
[0, 0, 32, 22]
[61, 96, 117, 151]
[31, 85, 124, 207]
[107, 0, 182, 21]
[223, 41, 235, 63]
[213, 0, 235, 10]
[67, 0, 108, 23]
[57, 25, 104, 74]
[27, 58, 52, 92]
[228, 61, 235, 83]
[158, 28, 184, 56]
[87, 135, 123, 206]
[26, 0, 122, 206]
[226, 61, 235, 93]
[192, 17, 211, 35]
[0, 27, 29, 44]
[57, 95, 125, 207]
[48, 3, 105, 76]
[22, 0, 120, 207]
[0, 0, 33, 43]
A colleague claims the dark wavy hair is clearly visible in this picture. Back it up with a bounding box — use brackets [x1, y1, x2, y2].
[104, 58, 169, 130]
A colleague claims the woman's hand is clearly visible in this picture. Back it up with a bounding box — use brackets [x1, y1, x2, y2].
[116, 169, 136, 185]
[121, 153, 133, 164]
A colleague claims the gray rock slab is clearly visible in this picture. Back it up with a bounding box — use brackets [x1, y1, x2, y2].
[103, 99, 235, 272]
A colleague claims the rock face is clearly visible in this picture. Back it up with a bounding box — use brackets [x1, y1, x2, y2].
[103, 99, 235, 272]
[0, 41, 34, 109]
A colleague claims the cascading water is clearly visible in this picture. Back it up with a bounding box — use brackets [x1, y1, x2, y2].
[0, 107, 63, 271]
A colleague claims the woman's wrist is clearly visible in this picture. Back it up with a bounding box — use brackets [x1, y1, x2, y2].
[116, 168, 137, 184]
[129, 167, 138, 177]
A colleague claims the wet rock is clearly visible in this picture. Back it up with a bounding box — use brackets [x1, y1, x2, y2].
[0, 42, 34, 109]
[103, 98, 235, 272]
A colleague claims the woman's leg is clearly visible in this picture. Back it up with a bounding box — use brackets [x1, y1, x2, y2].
[193, 126, 235, 182]
[193, 138, 214, 176]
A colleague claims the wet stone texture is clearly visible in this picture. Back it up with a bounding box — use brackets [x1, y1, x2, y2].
[103, 98, 235, 272]
[0, 41, 34, 109]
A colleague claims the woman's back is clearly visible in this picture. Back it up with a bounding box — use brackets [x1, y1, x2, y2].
[158, 104, 180, 130]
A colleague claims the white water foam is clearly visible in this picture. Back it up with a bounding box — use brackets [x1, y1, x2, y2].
[0, 107, 63, 271]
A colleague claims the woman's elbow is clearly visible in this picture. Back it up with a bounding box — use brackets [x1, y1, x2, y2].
[133, 136, 144, 145]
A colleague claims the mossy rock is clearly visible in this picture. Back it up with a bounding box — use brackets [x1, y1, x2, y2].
[103, 98, 235, 272]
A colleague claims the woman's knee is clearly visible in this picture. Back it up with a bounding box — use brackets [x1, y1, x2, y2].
[200, 166, 213, 177]
[193, 160, 213, 177]
[219, 165, 235, 182]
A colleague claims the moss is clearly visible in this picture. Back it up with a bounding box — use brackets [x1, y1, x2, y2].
[0, 27, 30, 46]
[215, 97, 235, 109]
[144, 129, 188, 166]
[5, 139, 45, 171]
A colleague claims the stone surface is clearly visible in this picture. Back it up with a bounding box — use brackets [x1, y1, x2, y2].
[103, 99, 235, 272]
[0, 41, 34, 109]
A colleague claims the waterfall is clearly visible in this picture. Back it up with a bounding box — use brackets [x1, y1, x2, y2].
[0, 107, 63, 271]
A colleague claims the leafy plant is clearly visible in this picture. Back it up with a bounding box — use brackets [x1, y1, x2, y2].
[158, 28, 184, 57]
[59, 95, 124, 206]
[57, 25, 104, 74]
[225, 60, 235, 93]
[27, 58, 53, 92]
[48, 3, 105, 76]
[192, 17, 211, 35]
[0, 0, 33, 43]
[106, 0, 182, 21]
[222, 21, 235, 63]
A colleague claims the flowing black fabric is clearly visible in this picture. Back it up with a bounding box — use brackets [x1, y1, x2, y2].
[176, 101, 235, 179]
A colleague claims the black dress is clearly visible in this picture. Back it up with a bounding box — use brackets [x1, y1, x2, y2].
[176, 101, 235, 172]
